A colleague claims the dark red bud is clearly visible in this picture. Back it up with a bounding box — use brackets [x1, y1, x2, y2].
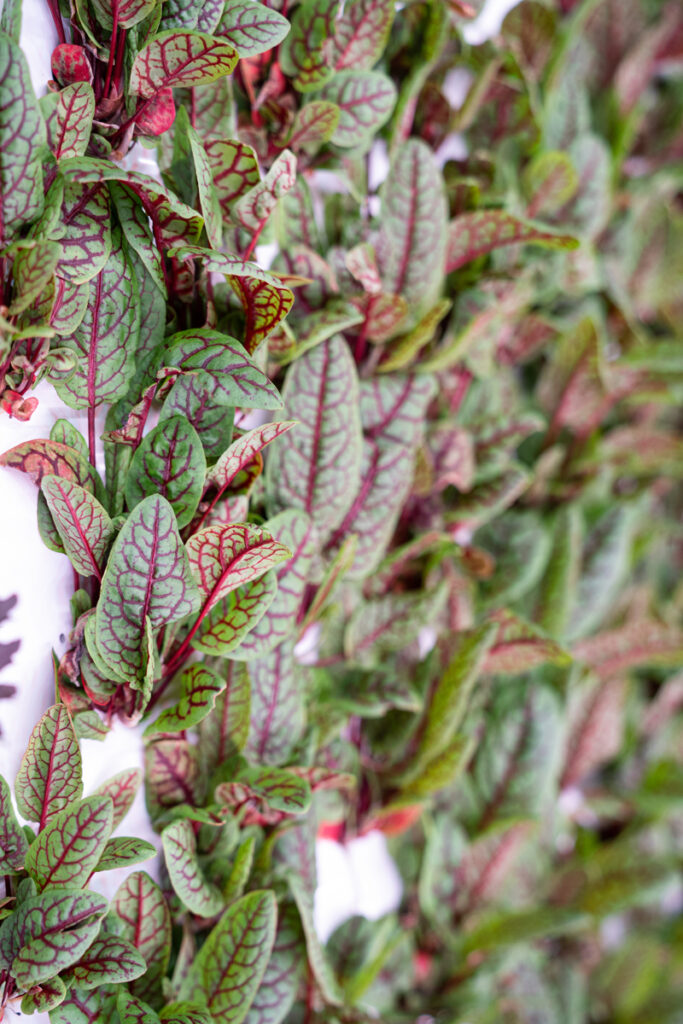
[51, 43, 93, 86]
[136, 88, 176, 136]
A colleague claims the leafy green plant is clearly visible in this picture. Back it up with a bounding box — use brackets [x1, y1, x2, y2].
[1, 0, 683, 1021]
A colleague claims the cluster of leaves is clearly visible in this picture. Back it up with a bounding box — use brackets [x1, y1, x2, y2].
[1, 0, 683, 1020]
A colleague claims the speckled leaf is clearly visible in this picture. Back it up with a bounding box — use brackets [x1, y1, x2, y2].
[45, 82, 94, 160]
[70, 934, 147, 989]
[90, 770, 140, 831]
[161, 330, 282, 409]
[205, 139, 260, 219]
[126, 417, 206, 529]
[0, 34, 46, 243]
[178, 890, 277, 1023]
[0, 774, 28, 871]
[403, 623, 497, 785]
[112, 871, 172, 1003]
[218, 0, 291, 56]
[232, 149, 297, 233]
[330, 0, 394, 70]
[268, 336, 362, 543]
[55, 234, 140, 410]
[2, 890, 107, 989]
[380, 139, 448, 313]
[280, 0, 339, 92]
[217, 766, 311, 816]
[130, 30, 239, 98]
[24, 795, 113, 891]
[162, 819, 224, 917]
[187, 522, 291, 616]
[320, 70, 396, 147]
[144, 664, 226, 736]
[41, 476, 113, 579]
[15, 704, 82, 827]
[285, 101, 340, 153]
[445, 210, 578, 272]
[192, 571, 278, 657]
[243, 903, 303, 1024]
[94, 836, 156, 873]
[96, 495, 201, 685]
[246, 640, 304, 765]
[233, 512, 317, 660]
[198, 662, 251, 770]
[326, 374, 434, 577]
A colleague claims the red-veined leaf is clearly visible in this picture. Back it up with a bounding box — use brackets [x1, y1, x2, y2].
[246, 640, 304, 765]
[217, 0, 291, 57]
[279, 0, 339, 92]
[483, 609, 571, 675]
[198, 662, 251, 770]
[14, 704, 82, 827]
[69, 934, 147, 989]
[144, 664, 226, 736]
[91, 0, 158, 29]
[215, 765, 311, 819]
[91, 767, 142, 829]
[41, 475, 114, 580]
[162, 819, 224, 917]
[125, 416, 207, 529]
[330, 0, 394, 70]
[243, 903, 304, 1024]
[229, 275, 295, 354]
[561, 675, 626, 788]
[232, 149, 297, 233]
[445, 209, 578, 272]
[45, 81, 95, 160]
[0, 34, 46, 244]
[112, 871, 172, 1003]
[94, 835, 156, 872]
[574, 620, 683, 680]
[320, 70, 396, 147]
[130, 30, 239, 98]
[284, 101, 340, 153]
[24, 795, 114, 891]
[205, 139, 260, 219]
[144, 738, 204, 819]
[191, 571, 278, 657]
[0, 774, 29, 871]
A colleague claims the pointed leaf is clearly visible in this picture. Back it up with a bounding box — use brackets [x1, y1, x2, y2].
[232, 511, 317, 660]
[178, 890, 277, 1024]
[330, 0, 394, 70]
[187, 522, 291, 616]
[0, 33, 46, 243]
[483, 609, 571, 675]
[445, 210, 578, 272]
[162, 819, 224, 917]
[144, 664, 226, 736]
[91, 768, 142, 830]
[91, 0, 158, 28]
[0, 438, 103, 497]
[130, 30, 239, 97]
[70, 934, 147, 989]
[268, 336, 362, 543]
[45, 82, 95, 160]
[192, 571, 278, 657]
[246, 640, 304, 765]
[96, 495, 201, 685]
[118, 991, 162, 1024]
[217, 0, 291, 57]
[207, 421, 296, 497]
[145, 737, 204, 819]
[161, 330, 283, 409]
[160, 375, 235, 463]
[345, 583, 448, 666]
[243, 903, 304, 1024]
[41, 476, 114, 580]
[8, 239, 61, 315]
[94, 836, 156, 872]
[46, 181, 112, 285]
[320, 70, 396, 147]
[232, 150, 297, 233]
[0, 774, 28, 871]
[216, 766, 311, 817]
[285, 101, 340, 153]
[55, 233, 141, 410]
[187, 123, 222, 249]
[126, 416, 206, 529]
[112, 871, 172, 1003]
[15, 704, 82, 826]
[24, 795, 114, 891]
[380, 138, 447, 312]
[229, 276, 295, 354]
[205, 138, 260, 218]
[287, 874, 342, 1004]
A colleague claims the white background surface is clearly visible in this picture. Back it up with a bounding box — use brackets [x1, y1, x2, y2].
[0, 0, 518, 1016]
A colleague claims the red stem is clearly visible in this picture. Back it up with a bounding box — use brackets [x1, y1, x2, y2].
[102, 8, 119, 99]
[242, 218, 267, 261]
[46, 0, 67, 44]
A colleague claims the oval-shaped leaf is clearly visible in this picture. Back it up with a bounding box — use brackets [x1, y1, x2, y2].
[112, 871, 172, 1004]
[15, 703, 82, 827]
[162, 330, 282, 410]
[130, 30, 239, 98]
[330, 0, 394, 70]
[45, 81, 95, 160]
[126, 416, 206, 529]
[162, 819, 224, 918]
[41, 475, 114, 579]
[70, 934, 147, 989]
[246, 640, 304, 765]
[144, 663, 226, 736]
[320, 70, 396, 147]
[0, 774, 29, 871]
[0, 33, 46, 243]
[218, 0, 291, 57]
[24, 795, 114, 891]
[191, 571, 278, 657]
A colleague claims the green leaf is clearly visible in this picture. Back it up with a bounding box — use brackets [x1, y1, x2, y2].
[380, 137, 447, 313]
[232, 149, 297, 233]
[41, 475, 114, 579]
[92, 0, 158, 29]
[191, 571, 278, 657]
[1, 889, 107, 988]
[246, 640, 304, 766]
[161, 330, 283, 410]
[403, 623, 497, 784]
[91, 767, 142, 829]
[320, 70, 396, 147]
[8, 239, 61, 316]
[130, 30, 239, 97]
[69, 934, 147, 989]
[0, 439, 103, 500]
[288, 874, 342, 1005]
[96, 495, 201, 685]
[285, 101, 340, 154]
[160, 1004, 214, 1024]
[483, 609, 571, 676]
[0, 32, 46, 243]
[567, 506, 638, 642]
[279, 0, 339, 92]
[445, 209, 578, 272]
[187, 522, 291, 617]
[187, 122, 223, 249]
[178, 890, 277, 1023]
[54, 231, 141, 410]
[42, 180, 112, 285]
[24, 795, 114, 891]
[535, 506, 583, 638]
[15, 704, 83, 826]
[197, 662, 251, 771]
[125, 416, 206, 529]
[45, 82, 95, 160]
[21, 975, 67, 1014]
[112, 871, 172, 1004]
[216, 765, 311, 816]
[267, 336, 362, 544]
[205, 138, 260, 219]
[144, 664, 226, 736]
[232, 511, 317, 660]
[94, 836, 157, 872]
[523, 150, 579, 218]
[243, 903, 304, 1024]
[0, 773, 29, 871]
[118, 990, 162, 1024]
[345, 583, 449, 666]
[330, 0, 393, 69]
[217, 0, 291, 57]
[162, 819, 224, 917]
